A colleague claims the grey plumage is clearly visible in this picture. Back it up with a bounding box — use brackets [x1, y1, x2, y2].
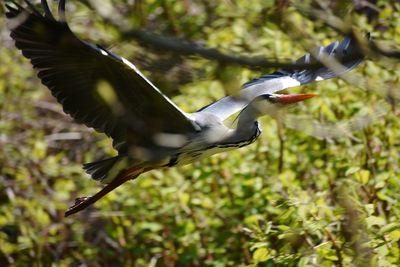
[5, 0, 365, 216]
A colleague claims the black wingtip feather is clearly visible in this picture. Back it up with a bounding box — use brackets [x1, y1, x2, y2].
[5, 1, 23, 17]
[243, 35, 366, 88]
[41, 0, 55, 20]
[23, 0, 42, 16]
[58, 0, 66, 22]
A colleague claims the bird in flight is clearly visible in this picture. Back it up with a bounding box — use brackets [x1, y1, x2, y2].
[5, 0, 364, 216]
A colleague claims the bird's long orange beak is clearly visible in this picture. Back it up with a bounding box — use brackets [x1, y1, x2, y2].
[274, 93, 317, 105]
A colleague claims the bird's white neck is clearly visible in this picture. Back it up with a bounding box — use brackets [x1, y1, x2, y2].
[237, 101, 278, 130]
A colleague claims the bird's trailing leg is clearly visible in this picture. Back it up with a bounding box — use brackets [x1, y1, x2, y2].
[64, 166, 148, 217]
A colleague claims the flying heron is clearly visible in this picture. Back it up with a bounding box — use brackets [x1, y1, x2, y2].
[5, 0, 364, 216]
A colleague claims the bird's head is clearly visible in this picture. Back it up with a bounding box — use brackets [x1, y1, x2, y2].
[249, 93, 317, 118]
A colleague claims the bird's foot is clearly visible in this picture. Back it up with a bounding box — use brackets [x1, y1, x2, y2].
[64, 166, 149, 217]
[65, 196, 93, 217]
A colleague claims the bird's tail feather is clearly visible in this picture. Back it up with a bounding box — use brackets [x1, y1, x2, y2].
[83, 156, 122, 182]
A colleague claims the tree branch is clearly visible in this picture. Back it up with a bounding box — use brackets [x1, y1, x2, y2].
[79, 0, 360, 70]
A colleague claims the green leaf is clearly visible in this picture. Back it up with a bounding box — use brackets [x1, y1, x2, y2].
[253, 247, 270, 263]
[355, 170, 370, 185]
[345, 166, 360, 176]
[366, 216, 386, 228]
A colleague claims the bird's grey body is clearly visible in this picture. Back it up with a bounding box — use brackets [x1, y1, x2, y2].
[103, 111, 261, 182]
[167, 112, 261, 166]
[5, 0, 365, 215]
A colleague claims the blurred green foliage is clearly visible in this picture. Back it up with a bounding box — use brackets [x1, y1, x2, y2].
[1, 0, 400, 266]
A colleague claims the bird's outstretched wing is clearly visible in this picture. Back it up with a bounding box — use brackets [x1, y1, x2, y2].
[199, 36, 366, 120]
[5, 0, 198, 152]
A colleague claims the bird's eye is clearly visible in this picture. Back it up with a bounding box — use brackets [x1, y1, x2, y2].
[262, 94, 279, 103]
[261, 94, 272, 100]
